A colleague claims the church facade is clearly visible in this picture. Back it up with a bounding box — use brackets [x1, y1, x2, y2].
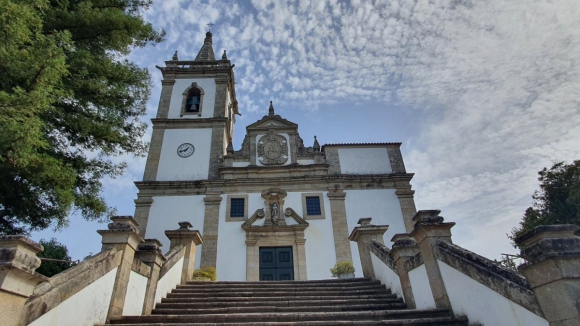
[133, 32, 418, 281]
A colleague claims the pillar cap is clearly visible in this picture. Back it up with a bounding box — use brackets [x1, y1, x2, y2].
[165, 222, 204, 246]
[517, 225, 580, 264]
[348, 224, 389, 242]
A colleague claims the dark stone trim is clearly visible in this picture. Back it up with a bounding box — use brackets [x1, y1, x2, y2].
[159, 245, 185, 279]
[436, 240, 544, 317]
[369, 241, 398, 275]
[131, 258, 152, 277]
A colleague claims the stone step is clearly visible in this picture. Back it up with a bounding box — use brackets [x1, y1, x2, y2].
[109, 309, 452, 324]
[173, 284, 386, 293]
[155, 297, 403, 309]
[185, 278, 372, 286]
[100, 318, 467, 326]
[161, 293, 398, 303]
[166, 289, 388, 298]
[152, 303, 408, 315]
[179, 280, 381, 289]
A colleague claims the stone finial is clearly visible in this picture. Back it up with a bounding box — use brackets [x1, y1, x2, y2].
[107, 216, 140, 233]
[0, 235, 44, 274]
[137, 239, 164, 254]
[194, 31, 216, 61]
[391, 233, 418, 248]
[409, 210, 454, 245]
[226, 142, 234, 155]
[358, 217, 372, 226]
[97, 216, 143, 251]
[222, 50, 227, 60]
[313, 136, 320, 152]
[178, 221, 193, 230]
[172, 51, 178, 61]
[268, 101, 275, 116]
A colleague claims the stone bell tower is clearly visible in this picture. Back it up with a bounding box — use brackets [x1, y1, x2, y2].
[134, 31, 239, 235]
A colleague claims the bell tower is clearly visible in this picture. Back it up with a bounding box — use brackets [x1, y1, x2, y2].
[135, 31, 238, 235]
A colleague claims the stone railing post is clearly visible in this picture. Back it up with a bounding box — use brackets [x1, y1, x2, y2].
[165, 222, 204, 284]
[389, 233, 420, 309]
[348, 218, 389, 279]
[97, 216, 143, 322]
[516, 225, 580, 326]
[0, 236, 47, 326]
[409, 210, 454, 311]
[134, 239, 166, 315]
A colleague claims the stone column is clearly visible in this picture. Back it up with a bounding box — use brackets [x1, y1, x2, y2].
[245, 239, 259, 281]
[133, 196, 154, 236]
[156, 79, 175, 119]
[134, 239, 166, 315]
[200, 194, 222, 267]
[516, 225, 580, 326]
[328, 188, 353, 263]
[348, 218, 389, 279]
[0, 236, 46, 326]
[142, 124, 166, 181]
[395, 185, 418, 233]
[389, 233, 420, 309]
[295, 238, 307, 280]
[409, 210, 454, 311]
[165, 222, 204, 284]
[97, 216, 143, 322]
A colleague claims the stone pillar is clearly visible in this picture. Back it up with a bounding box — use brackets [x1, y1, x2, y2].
[97, 216, 143, 322]
[165, 222, 204, 284]
[133, 196, 154, 236]
[200, 194, 221, 267]
[409, 210, 454, 311]
[348, 218, 389, 279]
[395, 184, 418, 233]
[295, 238, 308, 280]
[0, 236, 46, 326]
[245, 239, 259, 281]
[389, 233, 420, 309]
[327, 188, 353, 263]
[156, 79, 175, 119]
[142, 124, 165, 181]
[134, 239, 166, 315]
[516, 225, 580, 326]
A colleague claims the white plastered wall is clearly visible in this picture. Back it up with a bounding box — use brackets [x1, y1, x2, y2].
[155, 257, 184, 306]
[345, 189, 406, 277]
[122, 271, 148, 315]
[438, 260, 548, 326]
[215, 191, 336, 280]
[408, 264, 436, 309]
[168, 79, 216, 119]
[255, 133, 291, 167]
[338, 147, 392, 174]
[156, 129, 212, 181]
[370, 251, 404, 300]
[28, 267, 118, 326]
[146, 195, 205, 267]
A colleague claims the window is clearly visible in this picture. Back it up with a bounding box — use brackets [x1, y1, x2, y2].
[305, 196, 321, 215]
[301, 193, 325, 220]
[181, 82, 205, 117]
[226, 195, 249, 221]
[230, 198, 245, 217]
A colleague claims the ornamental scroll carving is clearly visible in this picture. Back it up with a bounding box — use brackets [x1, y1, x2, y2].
[257, 130, 288, 165]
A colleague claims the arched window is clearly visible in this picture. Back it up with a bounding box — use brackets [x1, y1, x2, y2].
[181, 82, 205, 116]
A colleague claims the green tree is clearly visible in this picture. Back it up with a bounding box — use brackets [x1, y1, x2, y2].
[0, 0, 164, 234]
[510, 161, 580, 247]
[36, 238, 76, 277]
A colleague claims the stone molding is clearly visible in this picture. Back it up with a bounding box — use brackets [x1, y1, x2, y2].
[225, 194, 249, 222]
[301, 192, 326, 220]
[159, 245, 186, 279]
[436, 240, 543, 317]
[369, 241, 398, 274]
[179, 82, 204, 117]
[23, 248, 123, 325]
[131, 259, 152, 277]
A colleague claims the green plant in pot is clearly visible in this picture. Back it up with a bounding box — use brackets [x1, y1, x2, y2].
[192, 266, 217, 281]
[330, 261, 355, 279]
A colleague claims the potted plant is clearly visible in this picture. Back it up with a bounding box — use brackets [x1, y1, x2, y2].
[330, 261, 355, 279]
[191, 266, 217, 281]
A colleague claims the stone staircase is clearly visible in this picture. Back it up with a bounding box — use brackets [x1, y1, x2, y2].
[102, 278, 468, 325]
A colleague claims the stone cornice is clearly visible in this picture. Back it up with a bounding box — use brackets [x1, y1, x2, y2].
[151, 118, 227, 129]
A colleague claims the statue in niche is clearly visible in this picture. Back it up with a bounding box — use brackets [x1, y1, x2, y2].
[271, 202, 279, 224]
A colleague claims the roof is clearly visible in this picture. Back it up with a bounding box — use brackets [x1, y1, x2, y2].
[322, 142, 402, 151]
[195, 32, 216, 61]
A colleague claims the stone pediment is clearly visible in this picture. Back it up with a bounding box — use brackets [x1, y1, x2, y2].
[242, 208, 308, 232]
[246, 115, 298, 131]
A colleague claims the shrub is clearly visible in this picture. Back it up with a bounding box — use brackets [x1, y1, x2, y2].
[192, 266, 217, 281]
[330, 261, 355, 278]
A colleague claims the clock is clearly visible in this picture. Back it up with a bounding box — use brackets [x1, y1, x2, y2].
[177, 143, 195, 158]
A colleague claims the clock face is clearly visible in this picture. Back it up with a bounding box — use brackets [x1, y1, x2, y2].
[177, 143, 195, 158]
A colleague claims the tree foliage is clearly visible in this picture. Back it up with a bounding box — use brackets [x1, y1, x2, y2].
[36, 238, 76, 277]
[0, 0, 164, 234]
[510, 161, 580, 246]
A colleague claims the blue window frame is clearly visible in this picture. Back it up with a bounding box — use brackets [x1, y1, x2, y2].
[230, 198, 245, 218]
[305, 196, 321, 216]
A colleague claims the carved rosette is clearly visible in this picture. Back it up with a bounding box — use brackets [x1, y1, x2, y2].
[257, 130, 288, 165]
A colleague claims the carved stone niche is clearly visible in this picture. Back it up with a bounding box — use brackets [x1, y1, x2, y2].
[261, 188, 287, 226]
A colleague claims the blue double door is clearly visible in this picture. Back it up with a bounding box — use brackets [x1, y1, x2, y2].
[259, 247, 294, 281]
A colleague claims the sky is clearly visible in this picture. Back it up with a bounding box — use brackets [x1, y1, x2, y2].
[32, 0, 580, 262]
